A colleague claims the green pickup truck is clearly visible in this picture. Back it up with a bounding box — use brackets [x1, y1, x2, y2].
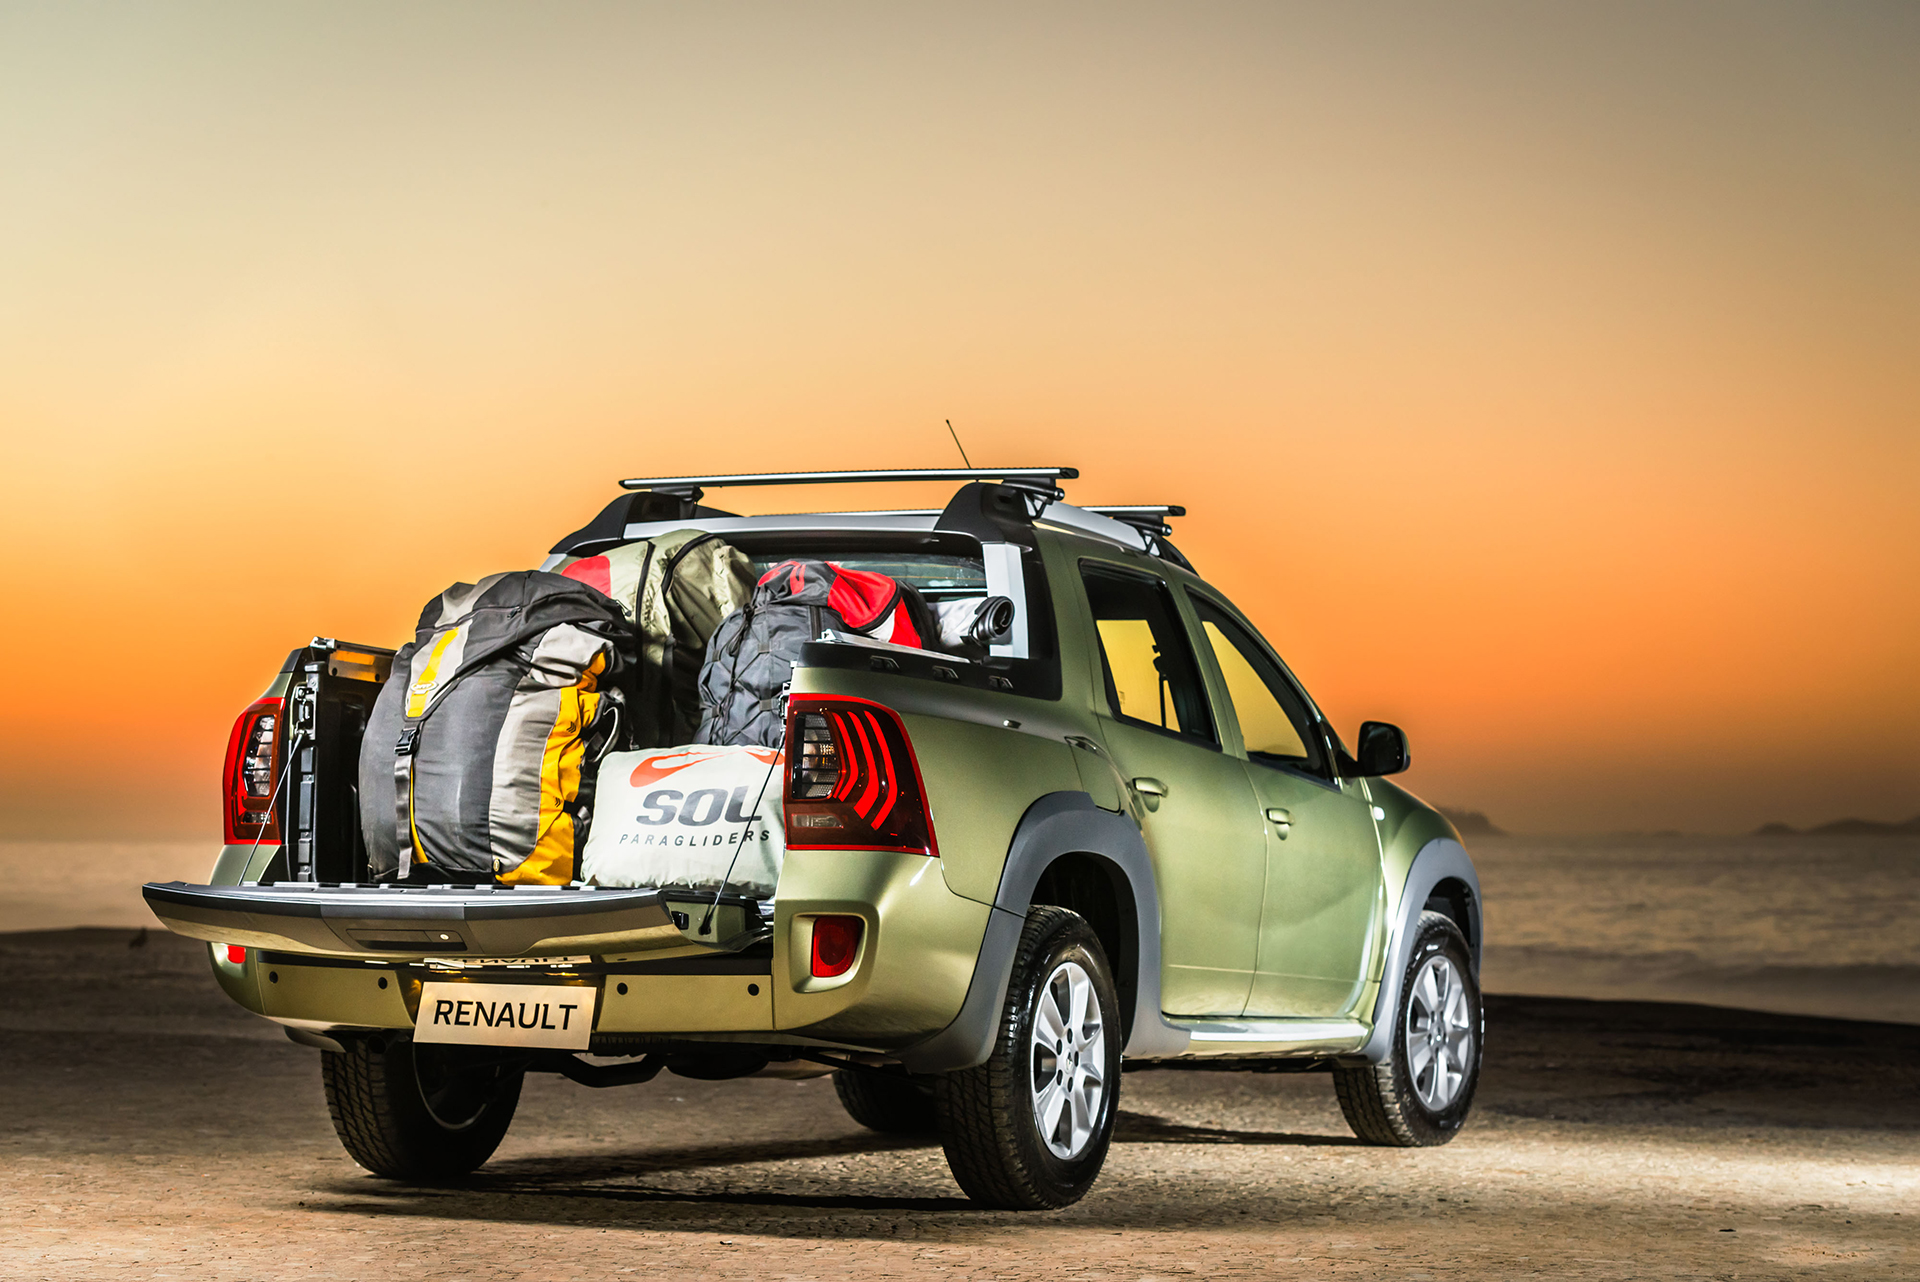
[144, 467, 1483, 1209]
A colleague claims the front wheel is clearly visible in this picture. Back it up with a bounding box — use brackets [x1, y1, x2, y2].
[321, 1034, 525, 1179]
[1333, 910, 1482, 1146]
[935, 906, 1122, 1209]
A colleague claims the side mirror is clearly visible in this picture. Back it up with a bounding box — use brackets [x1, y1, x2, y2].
[1353, 721, 1410, 777]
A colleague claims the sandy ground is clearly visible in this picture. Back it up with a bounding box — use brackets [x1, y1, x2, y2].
[2, 930, 1914, 1281]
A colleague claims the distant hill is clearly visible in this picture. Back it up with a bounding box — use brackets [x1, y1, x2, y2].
[1755, 815, 1920, 837]
[1439, 807, 1505, 837]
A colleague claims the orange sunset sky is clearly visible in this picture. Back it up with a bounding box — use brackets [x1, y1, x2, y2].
[1, 3, 1915, 839]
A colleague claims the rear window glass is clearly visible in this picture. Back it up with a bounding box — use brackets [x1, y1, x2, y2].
[745, 553, 987, 603]
[724, 534, 1058, 698]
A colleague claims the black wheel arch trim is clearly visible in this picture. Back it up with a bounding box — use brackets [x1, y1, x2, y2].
[1351, 837, 1483, 1066]
[897, 791, 1188, 1072]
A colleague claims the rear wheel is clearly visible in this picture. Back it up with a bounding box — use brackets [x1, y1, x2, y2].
[935, 906, 1121, 1209]
[833, 1070, 938, 1133]
[1333, 910, 1482, 1146]
[321, 1034, 525, 1179]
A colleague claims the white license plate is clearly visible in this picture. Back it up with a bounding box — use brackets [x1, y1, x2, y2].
[415, 981, 598, 1050]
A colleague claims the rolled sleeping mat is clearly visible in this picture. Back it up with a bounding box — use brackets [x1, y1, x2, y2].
[932, 595, 1015, 651]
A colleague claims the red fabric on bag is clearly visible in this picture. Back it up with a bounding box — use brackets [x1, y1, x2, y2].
[747, 559, 923, 648]
[559, 556, 612, 597]
[826, 564, 900, 631]
[877, 602, 921, 647]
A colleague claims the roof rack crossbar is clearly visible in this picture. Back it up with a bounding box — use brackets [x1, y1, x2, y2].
[621, 467, 1077, 496]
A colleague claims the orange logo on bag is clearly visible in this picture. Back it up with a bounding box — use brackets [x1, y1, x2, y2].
[628, 746, 782, 789]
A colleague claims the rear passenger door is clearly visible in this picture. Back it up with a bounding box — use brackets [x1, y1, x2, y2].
[1078, 561, 1266, 1018]
[1188, 594, 1385, 1019]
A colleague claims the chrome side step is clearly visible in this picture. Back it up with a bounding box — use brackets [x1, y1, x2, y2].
[1162, 1016, 1370, 1058]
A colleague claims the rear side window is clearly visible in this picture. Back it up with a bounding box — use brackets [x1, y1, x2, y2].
[1079, 563, 1215, 744]
[1190, 596, 1324, 774]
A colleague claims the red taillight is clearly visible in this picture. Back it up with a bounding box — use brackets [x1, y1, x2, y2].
[222, 697, 284, 844]
[784, 696, 937, 856]
[810, 915, 863, 978]
[225, 944, 247, 965]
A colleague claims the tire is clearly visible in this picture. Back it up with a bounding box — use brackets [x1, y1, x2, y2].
[320, 1033, 525, 1179]
[833, 1070, 938, 1134]
[935, 906, 1122, 1209]
[1334, 910, 1483, 1146]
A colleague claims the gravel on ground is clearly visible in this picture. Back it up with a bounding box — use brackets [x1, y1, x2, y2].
[2, 929, 1913, 1280]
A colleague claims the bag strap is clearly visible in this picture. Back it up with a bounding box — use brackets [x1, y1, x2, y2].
[655, 533, 718, 743]
[392, 723, 421, 867]
[627, 542, 655, 748]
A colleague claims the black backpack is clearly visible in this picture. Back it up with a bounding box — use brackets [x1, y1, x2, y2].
[695, 559, 934, 747]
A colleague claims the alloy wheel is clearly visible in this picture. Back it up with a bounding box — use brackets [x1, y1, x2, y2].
[1405, 954, 1474, 1111]
[1029, 959, 1107, 1160]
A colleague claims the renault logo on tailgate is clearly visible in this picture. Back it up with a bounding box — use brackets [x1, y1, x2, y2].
[415, 981, 597, 1050]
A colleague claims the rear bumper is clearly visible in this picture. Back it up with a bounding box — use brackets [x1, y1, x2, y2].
[226, 950, 781, 1042]
[161, 849, 994, 1059]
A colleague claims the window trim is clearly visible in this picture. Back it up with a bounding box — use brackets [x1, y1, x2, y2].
[1076, 558, 1220, 750]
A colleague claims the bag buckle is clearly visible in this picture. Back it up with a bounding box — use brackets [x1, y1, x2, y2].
[395, 725, 420, 756]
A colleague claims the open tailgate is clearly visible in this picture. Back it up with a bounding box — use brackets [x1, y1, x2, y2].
[141, 881, 742, 959]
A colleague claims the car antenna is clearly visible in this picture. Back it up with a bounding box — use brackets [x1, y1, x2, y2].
[945, 419, 974, 468]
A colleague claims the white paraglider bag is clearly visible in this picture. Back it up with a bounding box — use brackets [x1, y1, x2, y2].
[580, 745, 786, 898]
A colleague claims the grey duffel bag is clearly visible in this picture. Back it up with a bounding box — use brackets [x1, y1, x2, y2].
[695, 558, 934, 747]
[359, 570, 631, 885]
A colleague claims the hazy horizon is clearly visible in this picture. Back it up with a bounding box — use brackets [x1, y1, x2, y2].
[15, 832, 1919, 1028]
[2, 2, 1915, 839]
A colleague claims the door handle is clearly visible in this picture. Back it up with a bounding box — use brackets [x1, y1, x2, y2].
[1130, 777, 1168, 798]
[1265, 807, 1292, 837]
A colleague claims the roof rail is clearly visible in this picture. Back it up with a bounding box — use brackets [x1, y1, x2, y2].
[621, 467, 1077, 497]
[1065, 504, 1193, 570]
[1081, 505, 1186, 536]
